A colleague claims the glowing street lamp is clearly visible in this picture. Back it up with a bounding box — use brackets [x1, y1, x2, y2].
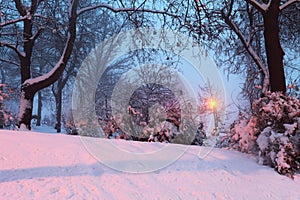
[209, 99, 217, 110]
[208, 98, 218, 134]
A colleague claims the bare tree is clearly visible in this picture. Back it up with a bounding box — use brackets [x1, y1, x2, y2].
[220, 0, 299, 94]
[115, 0, 300, 97]
[229, 0, 298, 93]
[157, 0, 299, 97]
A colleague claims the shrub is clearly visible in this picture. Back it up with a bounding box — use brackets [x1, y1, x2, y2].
[220, 92, 300, 178]
[0, 84, 15, 129]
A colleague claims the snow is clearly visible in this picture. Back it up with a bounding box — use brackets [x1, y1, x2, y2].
[284, 123, 297, 135]
[257, 126, 271, 152]
[31, 125, 64, 134]
[276, 149, 291, 173]
[0, 130, 299, 199]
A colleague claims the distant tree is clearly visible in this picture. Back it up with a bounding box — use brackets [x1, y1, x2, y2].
[0, 84, 6, 128]
[129, 83, 181, 128]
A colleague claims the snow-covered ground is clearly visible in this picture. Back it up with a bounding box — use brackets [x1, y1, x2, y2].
[0, 129, 299, 200]
[31, 125, 63, 134]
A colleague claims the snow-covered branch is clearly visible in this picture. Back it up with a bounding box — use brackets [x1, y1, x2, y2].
[77, 4, 179, 18]
[0, 16, 27, 27]
[280, 0, 300, 11]
[0, 42, 25, 58]
[244, 0, 267, 13]
[22, 0, 78, 92]
[222, 11, 269, 94]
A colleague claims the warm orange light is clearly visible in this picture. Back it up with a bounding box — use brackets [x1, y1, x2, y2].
[209, 99, 217, 109]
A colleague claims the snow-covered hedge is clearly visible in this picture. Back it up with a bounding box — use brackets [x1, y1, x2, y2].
[220, 92, 300, 177]
[68, 112, 205, 146]
[64, 104, 205, 145]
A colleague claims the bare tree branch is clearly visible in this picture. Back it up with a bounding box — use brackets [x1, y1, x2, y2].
[221, 11, 269, 94]
[30, 0, 39, 14]
[0, 58, 20, 66]
[244, 0, 267, 13]
[33, 14, 51, 20]
[0, 16, 27, 27]
[51, 83, 57, 96]
[13, 0, 27, 16]
[286, 65, 300, 72]
[280, 0, 300, 11]
[30, 27, 45, 41]
[77, 4, 179, 18]
[0, 42, 25, 58]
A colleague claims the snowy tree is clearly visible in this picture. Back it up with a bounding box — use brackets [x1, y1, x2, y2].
[0, 0, 80, 129]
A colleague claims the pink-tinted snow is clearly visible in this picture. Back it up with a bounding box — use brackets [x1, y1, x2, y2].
[0, 130, 299, 199]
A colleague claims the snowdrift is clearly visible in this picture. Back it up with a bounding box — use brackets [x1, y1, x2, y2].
[0, 130, 299, 199]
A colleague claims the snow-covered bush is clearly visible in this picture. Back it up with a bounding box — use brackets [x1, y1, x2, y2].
[63, 104, 204, 146]
[257, 125, 300, 177]
[191, 122, 206, 145]
[99, 116, 131, 139]
[98, 105, 203, 145]
[147, 120, 179, 143]
[220, 92, 300, 177]
[63, 110, 99, 137]
[62, 110, 78, 135]
[0, 84, 15, 129]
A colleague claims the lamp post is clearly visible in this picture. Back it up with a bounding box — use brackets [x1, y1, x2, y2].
[209, 99, 218, 135]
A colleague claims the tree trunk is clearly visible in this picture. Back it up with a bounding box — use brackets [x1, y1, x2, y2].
[105, 95, 109, 119]
[36, 91, 42, 126]
[0, 83, 3, 129]
[16, 13, 34, 130]
[21, 19, 33, 83]
[263, 1, 286, 93]
[0, 103, 3, 129]
[17, 90, 34, 130]
[55, 87, 62, 133]
[0, 69, 5, 83]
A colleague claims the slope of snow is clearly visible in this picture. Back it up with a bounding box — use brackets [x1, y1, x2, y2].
[0, 130, 299, 199]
